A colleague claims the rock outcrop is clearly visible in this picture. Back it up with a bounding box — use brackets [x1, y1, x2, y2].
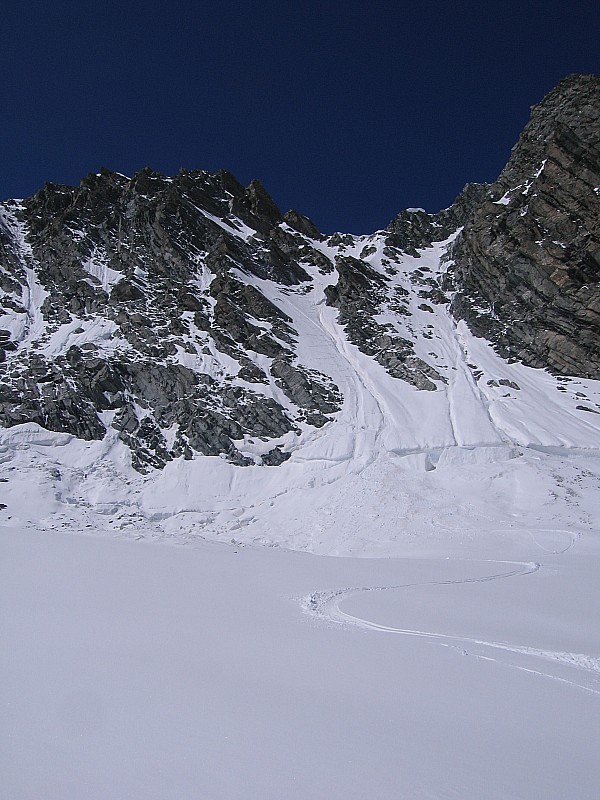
[449, 74, 600, 378]
[0, 169, 345, 470]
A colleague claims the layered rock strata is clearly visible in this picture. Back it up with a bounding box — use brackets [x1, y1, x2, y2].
[449, 74, 600, 378]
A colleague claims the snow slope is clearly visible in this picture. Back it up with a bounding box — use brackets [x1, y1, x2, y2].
[1, 213, 599, 799]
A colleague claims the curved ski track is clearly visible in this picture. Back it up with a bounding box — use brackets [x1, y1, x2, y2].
[302, 558, 600, 697]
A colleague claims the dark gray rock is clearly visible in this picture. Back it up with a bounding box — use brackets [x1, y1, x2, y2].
[385, 183, 489, 255]
[261, 447, 292, 466]
[450, 74, 600, 378]
[325, 255, 444, 390]
[283, 209, 323, 240]
[270, 358, 342, 421]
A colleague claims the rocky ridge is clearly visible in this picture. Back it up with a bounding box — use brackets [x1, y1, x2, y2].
[449, 73, 600, 378]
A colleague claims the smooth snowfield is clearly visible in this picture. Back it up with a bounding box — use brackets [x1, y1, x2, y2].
[2, 526, 600, 800]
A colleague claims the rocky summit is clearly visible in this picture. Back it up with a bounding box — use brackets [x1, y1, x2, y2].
[0, 74, 598, 474]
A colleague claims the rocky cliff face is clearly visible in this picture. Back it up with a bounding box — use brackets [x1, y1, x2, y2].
[0, 74, 598, 473]
[449, 74, 600, 378]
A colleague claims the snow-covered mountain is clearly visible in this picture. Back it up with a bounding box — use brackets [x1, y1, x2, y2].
[0, 73, 598, 551]
[2, 73, 600, 800]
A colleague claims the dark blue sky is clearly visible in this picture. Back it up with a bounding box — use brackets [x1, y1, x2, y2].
[2, 1, 598, 233]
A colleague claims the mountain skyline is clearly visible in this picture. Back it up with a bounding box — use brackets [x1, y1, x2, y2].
[2, 2, 599, 233]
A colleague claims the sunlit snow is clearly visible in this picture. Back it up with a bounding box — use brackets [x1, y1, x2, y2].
[1, 219, 599, 800]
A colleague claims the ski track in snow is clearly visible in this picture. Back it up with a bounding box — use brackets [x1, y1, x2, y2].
[2, 182, 600, 798]
[302, 557, 600, 697]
